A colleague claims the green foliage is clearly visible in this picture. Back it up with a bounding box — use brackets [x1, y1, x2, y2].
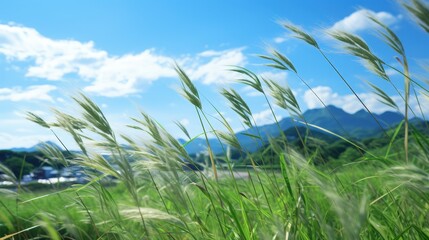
[2, 157, 34, 178]
[1, 1, 429, 239]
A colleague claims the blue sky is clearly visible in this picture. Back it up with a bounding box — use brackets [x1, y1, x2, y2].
[0, 0, 428, 149]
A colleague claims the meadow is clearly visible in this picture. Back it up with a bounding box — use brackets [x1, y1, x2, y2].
[1, 1, 429, 239]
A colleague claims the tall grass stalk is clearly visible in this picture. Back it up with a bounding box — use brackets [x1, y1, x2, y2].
[1, 1, 428, 239]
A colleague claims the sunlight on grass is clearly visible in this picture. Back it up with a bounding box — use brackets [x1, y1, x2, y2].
[1, 1, 429, 239]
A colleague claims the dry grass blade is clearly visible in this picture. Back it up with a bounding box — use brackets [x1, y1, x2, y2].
[403, 0, 429, 33]
[282, 22, 319, 49]
[367, 82, 400, 111]
[221, 88, 253, 128]
[175, 64, 202, 109]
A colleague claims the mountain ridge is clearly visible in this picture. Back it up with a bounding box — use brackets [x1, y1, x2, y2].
[183, 105, 406, 154]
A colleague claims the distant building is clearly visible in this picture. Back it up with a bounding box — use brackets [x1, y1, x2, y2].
[32, 166, 59, 179]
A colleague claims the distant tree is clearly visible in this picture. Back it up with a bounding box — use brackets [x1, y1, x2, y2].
[3, 157, 34, 178]
[337, 148, 361, 162]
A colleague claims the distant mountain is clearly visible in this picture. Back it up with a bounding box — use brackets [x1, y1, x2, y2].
[301, 105, 404, 139]
[178, 138, 224, 155]
[9, 141, 62, 152]
[182, 105, 407, 155]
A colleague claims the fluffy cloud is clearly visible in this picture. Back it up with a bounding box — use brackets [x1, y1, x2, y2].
[303, 85, 429, 115]
[329, 9, 400, 33]
[186, 48, 246, 85]
[0, 24, 107, 80]
[260, 71, 287, 83]
[0, 23, 247, 97]
[0, 132, 55, 149]
[274, 36, 287, 44]
[0, 85, 56, 102]
[179, 118, 190, 126]
[83, 50, 176, 96]
[252, 109, 281, 126]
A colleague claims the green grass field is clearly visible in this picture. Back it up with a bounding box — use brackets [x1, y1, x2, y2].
[1, 1, 429, 239]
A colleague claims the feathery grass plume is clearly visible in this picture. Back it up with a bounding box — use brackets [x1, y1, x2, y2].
[38, 142, 68, 167]
[174, 120, 191, 140]
[230, 66, 263, 93]
[329, 30, 389, 80]
[367, 81, 400, 111]
[51, 109, 88, 131]
[403, 0, 429, 33]
[217, 131, 241, 152]
[65, 94, 151, 235]
[75, 153, 119, 178]
[369, 15, 405, 57]
[26, 111, 71, 152]
[26, 112, 50, 128]
[120, 207, 184, 225]
[281, 22, 319, 49]
[174, 65, 219, 182]
[231, 66, 293, 156]
[369, 13, 413, 163]
[221, 88, 253, 129]
[52, 110, 88, 155]
[206, 101, 243, 152]
[311, 29, 390, 138]
[175, 64, 202, 109]
[264, 79, 302, 119]
[132, 111, 191, 163]
[259, 48, 297, 73]
[259, 47, 363, 150]
[72, 93, 117, 147]
[282, 21, 390, 140]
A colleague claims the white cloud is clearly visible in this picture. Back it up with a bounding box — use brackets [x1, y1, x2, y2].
[0, 23, 247, 97]
[0, 85, 56, 102]
[252, 109, 281, 126]
[0, 23, 107, 80]
[329, 9, 400, 33]
[83, 50, 176, 96]
[0, 132, 55, 149]
[260, 71, 287, 83]
[13, 110, 47, 118]
[186, 48, 246, 85]
[385, 68, 399, 77]
[241, 85, 263, 97]
[303, 85, 429, 115]
[179, 118, 190, 126]
[274, 37, 287, 44]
